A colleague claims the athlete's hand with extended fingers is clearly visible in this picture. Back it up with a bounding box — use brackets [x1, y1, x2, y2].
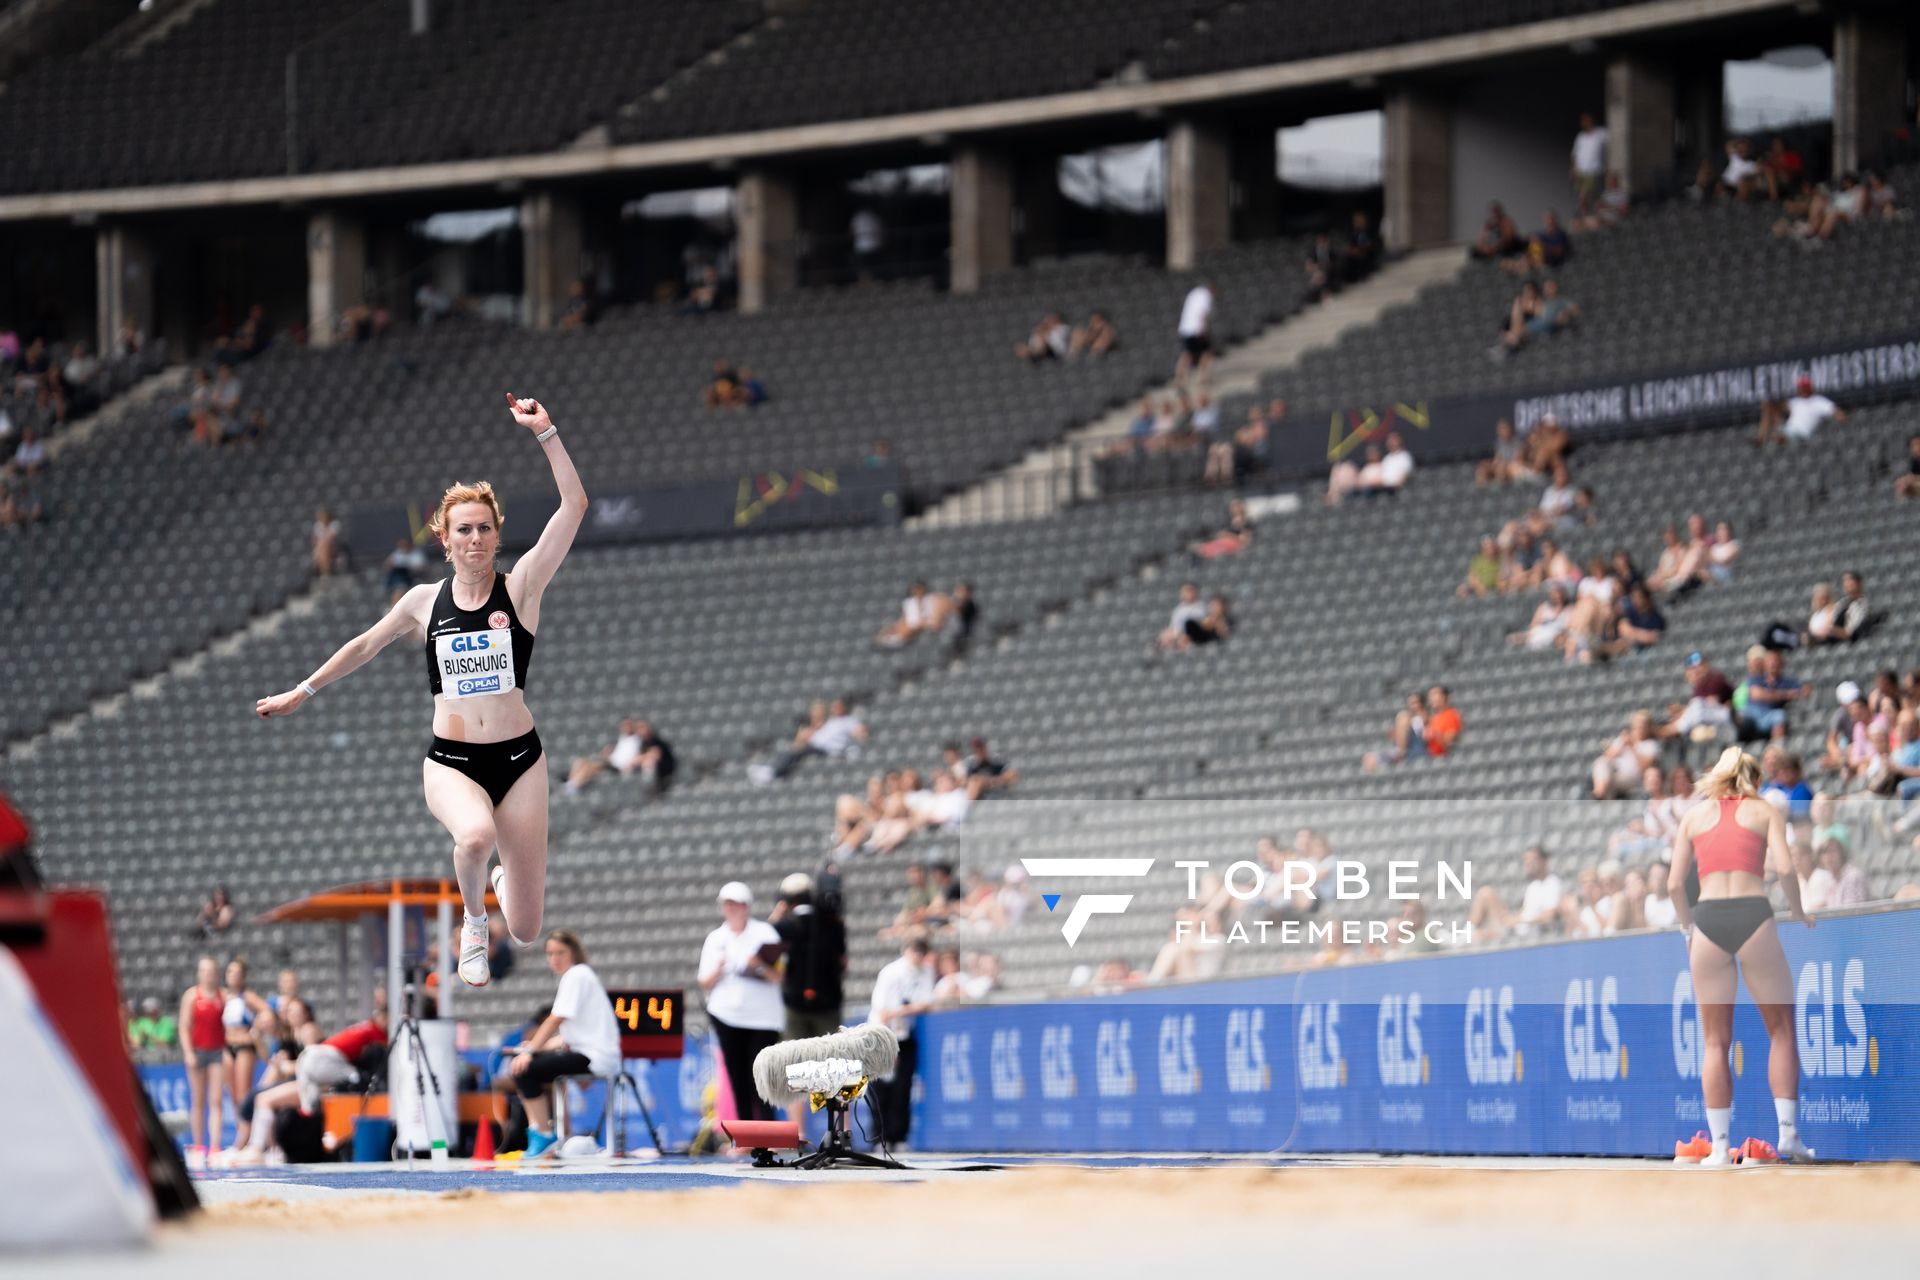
[504, 391, 552, 434]
[254, 688, 308, 719]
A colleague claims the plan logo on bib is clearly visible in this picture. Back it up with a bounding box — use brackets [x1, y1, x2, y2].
[1020, 858, 1155, 946]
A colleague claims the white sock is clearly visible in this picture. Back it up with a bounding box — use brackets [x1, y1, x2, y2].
[464, 911, 487, 932]
[248, 1103, 275, 1151]
[1774, 1096, 1798, 1144]
[1707, 1106, 1732, 1154]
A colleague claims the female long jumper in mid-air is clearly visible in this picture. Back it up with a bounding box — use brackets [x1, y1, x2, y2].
[255, 394, 587, 987]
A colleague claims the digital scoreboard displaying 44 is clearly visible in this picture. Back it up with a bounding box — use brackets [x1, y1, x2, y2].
[605, 987, 685, 1060]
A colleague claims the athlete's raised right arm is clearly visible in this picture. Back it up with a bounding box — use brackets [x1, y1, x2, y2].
[254, 583, 433, 718]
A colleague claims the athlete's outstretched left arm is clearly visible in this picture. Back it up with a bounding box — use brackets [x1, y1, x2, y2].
[503, 392, 587, 619]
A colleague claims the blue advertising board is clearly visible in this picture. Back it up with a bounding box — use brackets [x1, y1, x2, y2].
[915, 906, 1920, 1160]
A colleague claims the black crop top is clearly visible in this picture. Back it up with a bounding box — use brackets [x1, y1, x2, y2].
[424, 574, 535, 699]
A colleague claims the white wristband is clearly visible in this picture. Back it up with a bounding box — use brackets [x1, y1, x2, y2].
[535, 425, 559, 443]
[299, 680, 318, 698]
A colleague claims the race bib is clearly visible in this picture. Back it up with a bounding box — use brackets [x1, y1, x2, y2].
[435, 629, 516, 700]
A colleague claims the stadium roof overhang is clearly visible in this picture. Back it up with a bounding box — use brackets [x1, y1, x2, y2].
[0, 0, 1801, 223]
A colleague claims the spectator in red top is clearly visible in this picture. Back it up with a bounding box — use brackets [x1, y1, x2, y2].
[1363, 686, 1461, 771]
[232, 1010, 388, 1164]
[1761, 136, 1804, 201]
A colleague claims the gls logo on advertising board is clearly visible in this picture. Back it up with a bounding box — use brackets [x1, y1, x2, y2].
[1564, 976, 1624, 1082]
[1298, 1001, 1344, 1090]
[1797, 959, 1875, 1078]
[990, 1028, 1024, 1100]
[1465, 985, 1521, 1084]
[939, 1032, 975, 1101]
[1040, 1026, 1078, 1100]
[1377, 994, 1427, 1087]
[1158, 1013, 1201, 1095]
[1226, 1008, 1270, 1093]
[1096, 1020, 1136, 1097]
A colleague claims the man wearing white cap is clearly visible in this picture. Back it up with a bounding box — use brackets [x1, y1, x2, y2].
[698, 881, 785, 1123]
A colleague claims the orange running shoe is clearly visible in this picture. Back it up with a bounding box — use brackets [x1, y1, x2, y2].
[1673, 1131, 1713, 1164]
[1735, 1137, 1779, 1164]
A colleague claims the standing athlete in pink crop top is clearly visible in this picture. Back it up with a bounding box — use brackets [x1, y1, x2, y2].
[1669, 746, 1814, 1166]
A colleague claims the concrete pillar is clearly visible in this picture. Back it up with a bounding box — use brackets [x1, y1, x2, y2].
[950, 145, 1013, 294]
[1382, 88, 1451, 252]
[1678, 60, 1724, 182]
[1833, 13, 1908, 175]
[736, 168, 798, 314]
[1014, 153, 1060, 262]
[1606, 55, 1676, 199]
[94, 224, 154, 356]
[1230, 126, 1282, 241]
[1166, 119, 1230, 269]
[306, 210, 365, 350]
[519, 189, 583, 329]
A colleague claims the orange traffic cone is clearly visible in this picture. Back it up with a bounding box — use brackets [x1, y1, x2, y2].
[472, 1117, 496, 1165]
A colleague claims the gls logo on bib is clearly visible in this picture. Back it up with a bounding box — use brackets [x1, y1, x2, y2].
[436, 629, 516, 699]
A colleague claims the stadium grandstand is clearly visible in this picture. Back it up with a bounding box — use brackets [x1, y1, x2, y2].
[5, 0, 1920, 1267]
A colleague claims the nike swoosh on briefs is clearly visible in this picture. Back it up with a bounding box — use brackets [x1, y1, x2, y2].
[510, 750, 530, 761]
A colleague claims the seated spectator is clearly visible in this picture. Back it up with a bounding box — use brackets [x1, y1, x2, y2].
[703, 358, 739, 410]
[1190, 392, 1220, 438]
[128, 997, 178, 1054]
[904, 772, 973, 834]
[1760, 749, 1814, 821]
[1500, 209, 1572, 275]
[1212, 402, 1272, 487]
[1109, 398, 1158, 458]
[194, 886, 235, 938]
[1592, 710, 1663, 800]
[1720, 138, 1761, 200]
[1475, 419, 1535, 487]
[1522, 413, 1572, 473]
[1821, 683, 1872, 779]
[1794, 841, 1835, 913]
[1756, 375, 1846, 444]
[1645, 524, 1689, 594]
[559, 280, 596, 329]
[877, 580, 953, 649]
[1741, 650, 1809, 741]
[1155, 582, 1206, 651]
[1014, 312, 1071, 363]
[0, 461, 43, 528]
[11, 426, 46, 475]
[958, 737, 1018, 803]
[1498, 527, 1541, 593]
[1193, 499, 1255, 560]
[1660, 652, 1737, 762]
[1456, 535, 1504, 599]
[1492, 280, 1545, 358]
[1470, 201, 1524, 259]
[943, 580, 979, 655]
[210, 366, 242, 431]
[1343, 210, 1380, 284]
[1571, 171, 1630, 232]
[1537, 463, 1577, 525]
[734, 366, 768, 408]
[1467, 846, 1564, 940]
[1643, 858, 1680, 929]
[1895, 434, 1920, 499]
[683, 264, 721, 315]
[1609, 549, 1645, 594]
[1068, 311, 1118, 358]
[1363, 686, 1461, 771]
[1821, 837, 1873, 908]
[1607, 867, 1649, 933]
[1304, 232, 1338, 301]
[1608, 765, 1677, 858]
[1610, 583, 1667, 655]
[881, 861, 936, 937]
[1328, 433, 1414, 504]
[1375, 432, 1414, 493]
[1147, 875, 1230, 983]
[63, 342, 100, 409]
[1829, 571, 1870, 642]
[1866, 170, 1899, 219]
[565, 718, 675, 796]
[751, 699, 867, 784]
[310, 507, 344, 577]
[382, 537, 427, 605]
[1760, 135, 1804, 201]
[1509, 581, 1572, 651]
[1170, 594, 1232, 651]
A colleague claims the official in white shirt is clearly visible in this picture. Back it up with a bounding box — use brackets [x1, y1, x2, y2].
[867, 937, 936, 1146]
[507, 929, 621, 1158]
[699, 882, 786, 1122]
